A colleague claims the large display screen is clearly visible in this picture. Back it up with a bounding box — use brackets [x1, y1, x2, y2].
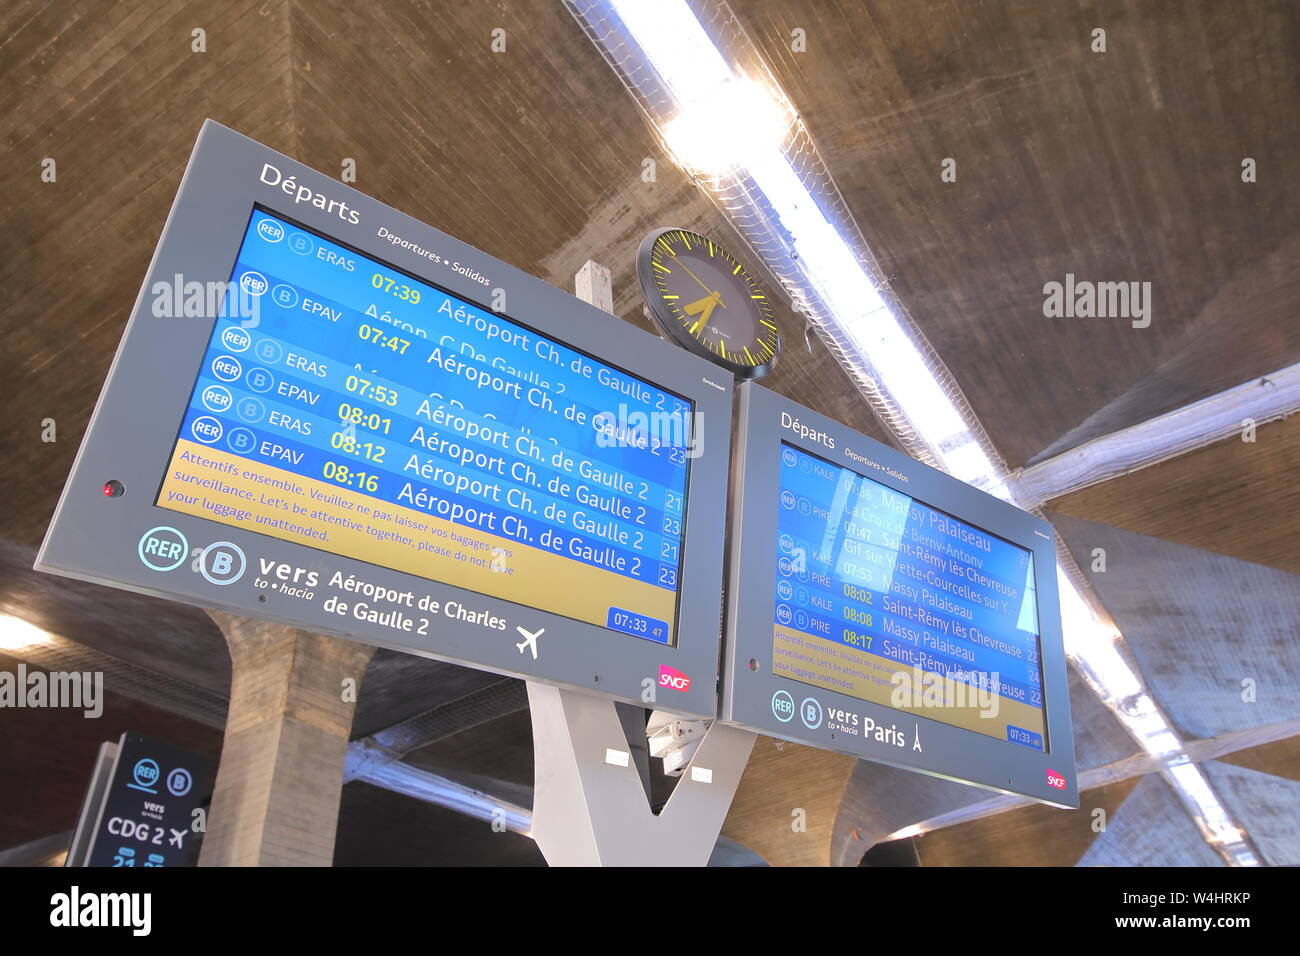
[773, 443, 1047, 749]
[156, 207, 692, 645]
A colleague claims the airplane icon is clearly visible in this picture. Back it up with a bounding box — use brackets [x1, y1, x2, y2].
[515, 626, 544, 660]
[168, 828, 187, 849]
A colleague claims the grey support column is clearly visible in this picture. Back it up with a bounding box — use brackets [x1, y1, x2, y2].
[528, 683, 754, 866]
[199, 611, 375, 867]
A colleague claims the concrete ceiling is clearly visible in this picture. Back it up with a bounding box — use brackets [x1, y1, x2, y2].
[1076, 775, 1226, 867]
[1052, 512, 1300, 740]
[739, 0, 1300, 468]
[1, 0, 1296, 866]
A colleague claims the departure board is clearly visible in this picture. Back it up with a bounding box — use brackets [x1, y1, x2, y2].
[721, 384, 1075, 806]
[155, 208, 692, 645]
[774, 443, 1046, 748]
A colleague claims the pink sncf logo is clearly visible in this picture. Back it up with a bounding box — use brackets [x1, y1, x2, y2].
[658, 665, 691, 693]
[1046, 769, 1067, 790]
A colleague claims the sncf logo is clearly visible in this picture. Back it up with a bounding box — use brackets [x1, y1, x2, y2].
[658, 665, 691, 693]
[1046, 769, 1067, 790]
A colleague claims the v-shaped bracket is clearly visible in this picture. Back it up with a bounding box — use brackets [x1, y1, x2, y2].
[527, 682, 756, 866]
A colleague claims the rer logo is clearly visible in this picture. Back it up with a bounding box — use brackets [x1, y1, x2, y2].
[138, 527, 188, 572]
[220, 327, 252, 353]
[657, 665, 691, 693]
[239, 271, 268, 297]
[191, 416, 223, 444]
[211, 355, 242, 382]
[771, 690, 795, 723]
[1046, 769, 1067, 790]
[200, 384, 233, 412]
[256, 218, 285, 243]
[129, 758, 160, 794]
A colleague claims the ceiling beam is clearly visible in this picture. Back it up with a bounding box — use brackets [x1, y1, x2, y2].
[0, 830, 71, 867]
[895, 716, 1300, 837]
[359, 679, 527, 758]
[1015, 364, 1300, 505]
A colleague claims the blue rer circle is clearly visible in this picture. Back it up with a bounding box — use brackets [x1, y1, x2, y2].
[133, 758, 160, 789]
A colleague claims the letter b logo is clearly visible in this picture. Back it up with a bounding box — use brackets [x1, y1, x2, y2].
[199, 542, 246, 586]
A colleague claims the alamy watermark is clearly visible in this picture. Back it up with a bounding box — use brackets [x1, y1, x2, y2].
[593, 404, 704, 459]
[50, 887, 150, 936]
[1, 664, 103, 718]
[151, 272, 262, 327]
[890, 666, 1001, 718]
[1043, 273, 1151, 328]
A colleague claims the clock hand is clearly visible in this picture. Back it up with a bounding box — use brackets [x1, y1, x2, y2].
[683, 294, 713, 316]
[675, 258, 725, 304]
[683, 293, 720, 327]
[698, 297, 719, 326]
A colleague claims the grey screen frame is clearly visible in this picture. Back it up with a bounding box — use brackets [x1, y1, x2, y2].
[36, 119, 733, 719]
[720, 383, 1078, 807]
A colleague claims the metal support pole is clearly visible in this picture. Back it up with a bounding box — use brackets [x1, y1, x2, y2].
[527, 682, 754, 866]
[522, 261, 756, 867]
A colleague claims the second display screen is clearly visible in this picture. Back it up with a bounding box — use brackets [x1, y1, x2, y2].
[772, 443, 1048, 750]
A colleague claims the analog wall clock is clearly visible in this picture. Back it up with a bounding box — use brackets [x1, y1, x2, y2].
[636, 228, 781, 380]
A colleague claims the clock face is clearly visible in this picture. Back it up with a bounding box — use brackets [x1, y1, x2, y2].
[636, 228, 780, 380]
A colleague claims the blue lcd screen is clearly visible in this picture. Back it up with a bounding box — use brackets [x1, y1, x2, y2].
[772, 443, 1047, 749]
[156, 207, 692, 645]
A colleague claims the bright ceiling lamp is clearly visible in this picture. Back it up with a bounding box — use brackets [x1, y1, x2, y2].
[568, 0, 1258, 865]
[608, 0, 791, 177]
[0, 614, 54, 652]
[662, 77, 791, 176]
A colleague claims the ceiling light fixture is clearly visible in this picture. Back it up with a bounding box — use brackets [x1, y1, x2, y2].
[0, 614, 54, 653]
